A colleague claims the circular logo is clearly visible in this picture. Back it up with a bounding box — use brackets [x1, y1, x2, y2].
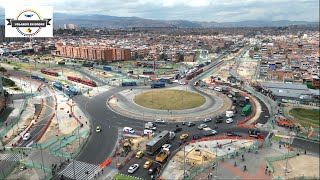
[16, 9, 42, 37]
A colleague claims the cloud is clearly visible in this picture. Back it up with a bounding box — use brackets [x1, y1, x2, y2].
[0, 0, 318, 22]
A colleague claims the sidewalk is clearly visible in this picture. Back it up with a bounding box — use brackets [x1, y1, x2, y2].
[192, 145, 284, 180]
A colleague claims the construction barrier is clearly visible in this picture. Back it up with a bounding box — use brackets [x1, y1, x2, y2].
[66, 102, 83, 126]
[35, 113, 56, 142]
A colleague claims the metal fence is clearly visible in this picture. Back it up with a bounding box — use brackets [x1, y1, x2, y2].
[265, 152, 299, 174]
[0, 161, 19, 180]
[0, 95, 28, 138]
[185, 140, 260, 180]
[49, 129, 90, 159]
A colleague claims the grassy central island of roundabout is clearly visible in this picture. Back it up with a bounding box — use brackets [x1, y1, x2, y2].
[134, 90, 206, 110]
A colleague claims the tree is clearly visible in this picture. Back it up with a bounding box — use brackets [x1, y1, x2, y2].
[178, 55, 184, 62]
[0, 67, 7, 74]
[1, 77, 15, 86]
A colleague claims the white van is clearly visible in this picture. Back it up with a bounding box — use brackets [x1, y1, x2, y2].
[23, 133, 31, 141]
[123, 127, 135, 134]
[215, 87, 222, 92]
[226, 111, 234, 118]
[144, 129, 154, 136]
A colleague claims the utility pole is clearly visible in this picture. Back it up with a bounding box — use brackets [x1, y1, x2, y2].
[40, 145, 46, 178]
[183, 144, 186, 180]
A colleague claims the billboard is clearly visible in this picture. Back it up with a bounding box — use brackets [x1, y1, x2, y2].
[5, 6, 53, 37]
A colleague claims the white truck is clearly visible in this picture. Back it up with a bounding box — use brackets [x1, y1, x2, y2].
[145, 122, 156, 130]
[226, 111, 235, 118]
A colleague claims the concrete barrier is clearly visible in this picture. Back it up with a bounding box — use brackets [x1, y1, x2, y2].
[35, 113, 56, 142]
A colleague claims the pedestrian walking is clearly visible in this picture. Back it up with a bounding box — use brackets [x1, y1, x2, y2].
[210, 172, 213, 179]
[268, 170, 271, 176]
[265, 168, 268, 174]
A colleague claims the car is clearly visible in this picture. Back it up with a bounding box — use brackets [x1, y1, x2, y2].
[208, 86, 214, 90]
[226, 118, 233, 124]
[136, 151, 144, 158]
[215, 87, 222, 92]
[203, 118, 212, 123]
[123, 127, 135, 134]
[155, 119, 166, 124]
[226, 132, 242, 137]
[179, 81, 187, 85]
[215, 115, 223, 120]
[162, 144, 172, 150]
[96, 126, 101, 133]
[23, 133, 31, 141]
[148, 167, 157, 174]
[180, 134, 189, 140]
[128, 164, 139, 174]
[198, 124, 208, 130]
[187, 122, 195, 127]
[174, 127, 182, 133]
[143, 161, 153, 169]
[228, 94, 233, 98]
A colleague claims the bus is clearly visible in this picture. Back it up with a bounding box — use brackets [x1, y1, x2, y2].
[143, 70, 154, 75]
[146, 130, 170, 155]
[122, 82, 137, 87]
[151, 82, 165, 88]
[241, 104, 251, 116]
[103, 66, 112, 71]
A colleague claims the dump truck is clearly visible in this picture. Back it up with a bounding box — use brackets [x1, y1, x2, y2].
[155, 149, 170, 163]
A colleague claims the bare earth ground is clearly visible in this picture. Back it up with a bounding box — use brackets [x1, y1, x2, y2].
[59, 137, 85, 155]
[6, 165, 40, 180]
[185, 148, 216, 167]
[37, 121, 60, 144]
[272, 155, 320, 179]
[203, 60, 234, 83]
[237, 61, 258, 81]
[90, 69, 115, 78]
[131, 137, 148, 151]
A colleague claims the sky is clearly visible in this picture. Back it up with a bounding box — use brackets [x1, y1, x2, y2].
[0, 0, 319, 22]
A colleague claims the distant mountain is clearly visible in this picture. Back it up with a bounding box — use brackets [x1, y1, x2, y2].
[1, 13, 318, 28]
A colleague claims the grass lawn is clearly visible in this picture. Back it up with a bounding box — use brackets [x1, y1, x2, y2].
[289, 108, 320, 127]
[134, 90, 205, 110]
[113, 174, 141, 180]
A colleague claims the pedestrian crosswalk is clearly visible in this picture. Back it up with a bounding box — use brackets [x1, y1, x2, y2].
[0, 153, 22, 161]
[59, 160, 100, 180]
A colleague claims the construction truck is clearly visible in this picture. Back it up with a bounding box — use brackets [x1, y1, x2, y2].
[155, 149, 170, 163]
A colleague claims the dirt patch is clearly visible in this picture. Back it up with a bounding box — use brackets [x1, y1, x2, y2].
[203, 60, 234, 83]
[237, 61, 258, 81]
[6, 165, 40, 180]
[38, 121, 60, 144]
[272, 155, 320, 179]
[131, 136, 148, 151]
[59, 137, 84, 155]
[185, 148, 216, 167]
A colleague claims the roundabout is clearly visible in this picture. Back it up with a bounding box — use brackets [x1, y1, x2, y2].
[108, 86, 233, 121]
[133, 89, 205, 110]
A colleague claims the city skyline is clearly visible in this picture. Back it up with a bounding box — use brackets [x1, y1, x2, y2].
[0, 0, 319, 22]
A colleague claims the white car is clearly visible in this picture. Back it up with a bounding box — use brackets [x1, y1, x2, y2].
[215, 87, 222, 92]
[23, 133, 31, 141]
[198, 124, 208, 130]
[208, 86, 214, 90]
[203, 118, 212, 123]
[226, 118, 234, 124]
[155, 119, 166, 124]
[123, 127, 135, 134]
[162, 144, 172, 150]
[128, 164, 139, 174]
[179, 81, 187, 85]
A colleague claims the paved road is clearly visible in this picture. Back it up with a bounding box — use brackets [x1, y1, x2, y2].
[5, 70, 56, 148]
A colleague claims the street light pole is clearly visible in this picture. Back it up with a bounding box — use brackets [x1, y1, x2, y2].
[40, 145, 46, 178]
[183, 144, 186, 180]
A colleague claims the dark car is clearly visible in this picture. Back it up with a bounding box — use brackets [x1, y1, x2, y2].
[187, 122, 195, 127]
[148, 167, 158, 175]
[215, 116, 223, 123]
[226, 132, 242, 137]
[174, 127, 182, 133]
